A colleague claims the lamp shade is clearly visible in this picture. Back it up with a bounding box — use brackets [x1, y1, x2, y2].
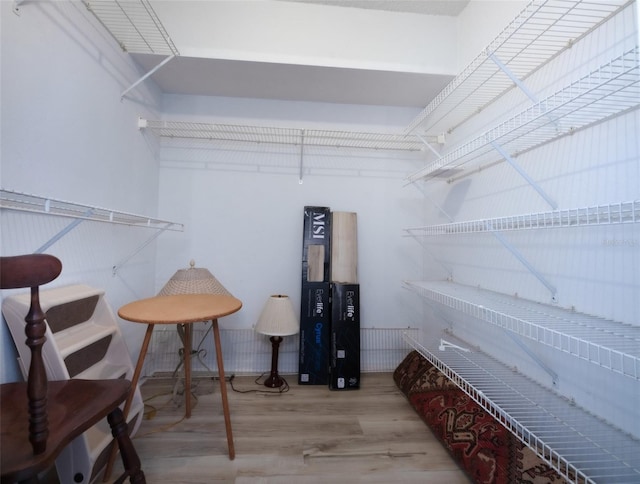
[158, 259, 232, 296]
[255, 295, 299, 337]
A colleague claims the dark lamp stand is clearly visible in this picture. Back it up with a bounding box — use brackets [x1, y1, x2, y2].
[264, 336, 284, 388]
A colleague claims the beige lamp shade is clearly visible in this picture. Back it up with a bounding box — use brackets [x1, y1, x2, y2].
[255, 295, 299, 337]
[158, 259, 232, 296]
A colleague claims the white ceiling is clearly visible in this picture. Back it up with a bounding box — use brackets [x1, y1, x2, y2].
[130, 0, 471, 107]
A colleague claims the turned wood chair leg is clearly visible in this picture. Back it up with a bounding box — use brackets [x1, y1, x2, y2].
[107, 408, 145, 484]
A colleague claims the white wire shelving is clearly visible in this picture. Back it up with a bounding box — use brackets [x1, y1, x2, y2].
[402, 330, 640, 484]
[406, 47, 640, 183]
[404, 0, 633, 136]
[403, 280, 640, 380]
[401, 4, 640, 482]
[139, 118, 426, 152]
[1, 189, 183, 273]
[0, 189, 183, 231]
[82, 0, 178, 55]
[81, 0, 179, 99]
[404, 200, 640, 236]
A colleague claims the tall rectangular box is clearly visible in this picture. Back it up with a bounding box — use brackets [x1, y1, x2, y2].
[299, 206, 332, 384]
[329, 283, 361, 390]
[299, 282, 331, 384]
[330, 211, 358, 284]
[302, 206, 331, 283]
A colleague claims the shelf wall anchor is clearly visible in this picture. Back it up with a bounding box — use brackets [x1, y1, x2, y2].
[13, 0, 24, 15]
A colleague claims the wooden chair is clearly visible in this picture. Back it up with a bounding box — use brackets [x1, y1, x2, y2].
[0, 254, 145, 484]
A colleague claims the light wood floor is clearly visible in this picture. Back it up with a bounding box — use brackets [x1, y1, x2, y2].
[106, 372, 470, 483]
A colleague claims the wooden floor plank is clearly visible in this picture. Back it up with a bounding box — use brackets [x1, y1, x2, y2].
[103, 372, 469, 483]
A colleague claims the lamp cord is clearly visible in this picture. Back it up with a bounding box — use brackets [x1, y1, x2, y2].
[229, 373, 290, 394]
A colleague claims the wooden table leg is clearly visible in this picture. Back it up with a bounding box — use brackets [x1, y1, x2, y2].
[183, 323, 192, 419]
[104, 323, 155, 481]
[211, 319, 235, 460]
[125, 324, 155, 418]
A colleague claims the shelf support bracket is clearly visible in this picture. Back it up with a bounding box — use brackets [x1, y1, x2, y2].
[34, 208, 94, 254]
[416, 133, 443, 159]
[487, 222, 557, 300]
[406, 133, 451, 190]
[121, 54, 176, 100]
[503, 331, 558, 386]
[407, 183, 455, 279]
[112, 222, 173, 275]
[420, 186, 454, 223]
[403, 230, 454, 279]
[488, 52, 539, 104]
[488, 52, 559, 129]
[490, 140, 558, 209]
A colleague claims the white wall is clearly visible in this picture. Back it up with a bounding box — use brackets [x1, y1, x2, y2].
[0, 1, 164, 382]
[154, 94, 426, 338]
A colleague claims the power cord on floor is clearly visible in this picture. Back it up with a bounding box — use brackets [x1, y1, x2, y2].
[139, 390, 189, 437]
[229, 373, 290, 394]
[138, 373, 289, 437]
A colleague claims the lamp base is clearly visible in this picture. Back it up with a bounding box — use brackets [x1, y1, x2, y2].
[265, 336, 284, 388]
[263, 373, 284, 388]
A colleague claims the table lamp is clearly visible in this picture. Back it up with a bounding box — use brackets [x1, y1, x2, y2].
[158, 260, 233, 378]
[159, 259, 232, 297]
[254, 295, 299, 388]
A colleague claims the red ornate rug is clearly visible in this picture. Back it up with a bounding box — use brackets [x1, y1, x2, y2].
[394, 350, 568, 484]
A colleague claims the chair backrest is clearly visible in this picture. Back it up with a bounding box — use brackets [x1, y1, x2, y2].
[1, 254, 62, 455]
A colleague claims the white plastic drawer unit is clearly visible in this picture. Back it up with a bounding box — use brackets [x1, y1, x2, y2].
[2, 284, 144, 484]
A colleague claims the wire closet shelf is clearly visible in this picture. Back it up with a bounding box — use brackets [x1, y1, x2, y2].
[402, 330, 640, 484]
[403, 0, 634, 136]
[404, 200, 640, 236]
[140, 119, 426, 152]
[406, 47, 640, 183]
[0, 189, 183, 231]
[403, 280, 640, 380]
[82, 0, 178, 55]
